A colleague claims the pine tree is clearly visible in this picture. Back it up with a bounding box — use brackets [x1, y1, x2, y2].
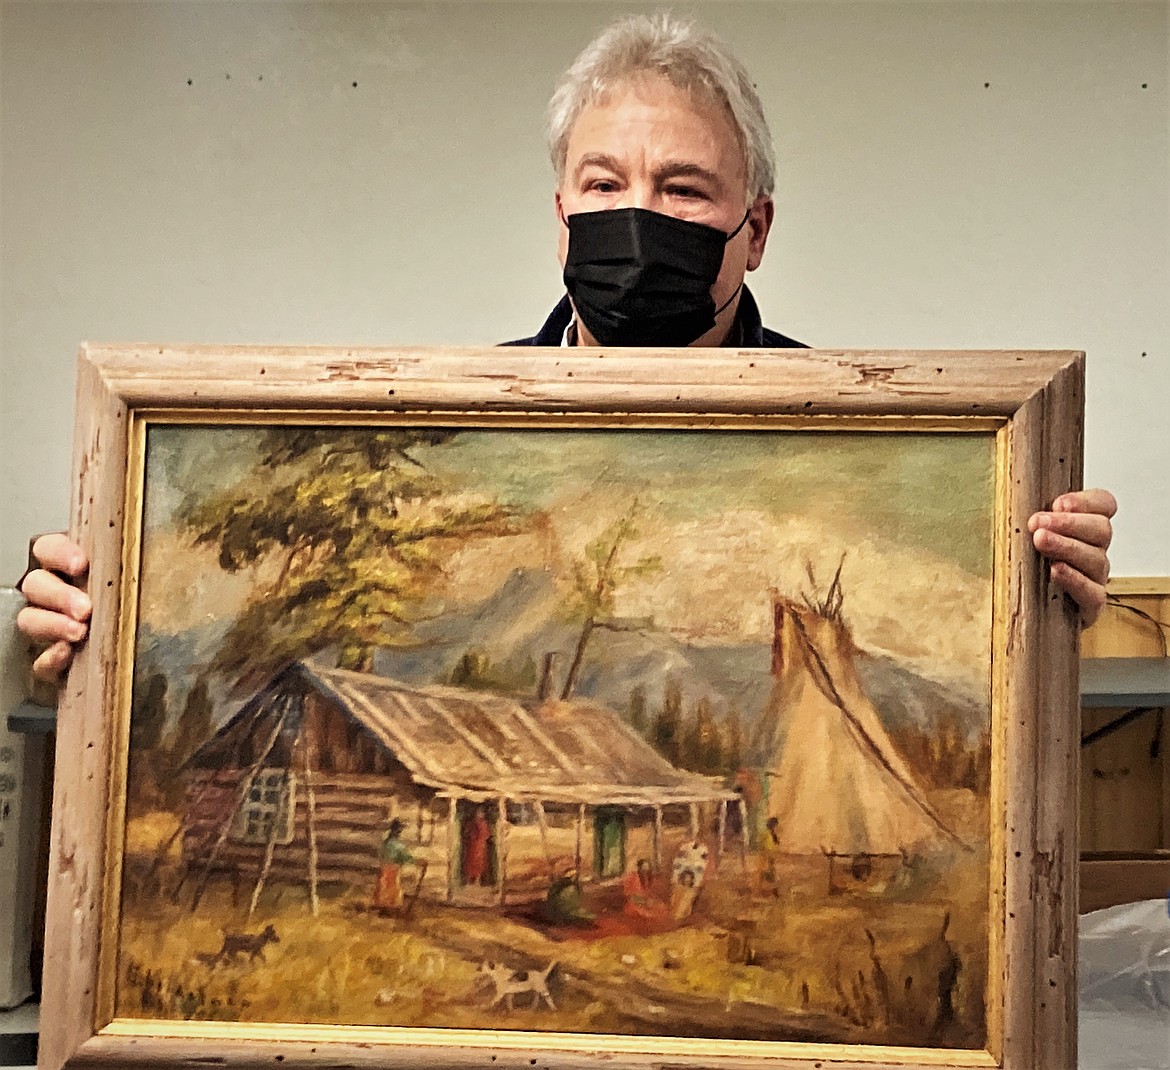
[628, 685, 648, 736]
[652, 678, 683, 765]
[725, 703, 745, 773]
[695, 697, 724, 774]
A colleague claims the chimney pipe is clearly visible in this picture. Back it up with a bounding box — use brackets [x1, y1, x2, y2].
[537, 652, 558, 701]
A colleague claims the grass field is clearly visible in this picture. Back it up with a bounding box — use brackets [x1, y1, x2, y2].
[116, 799, 989, 1050]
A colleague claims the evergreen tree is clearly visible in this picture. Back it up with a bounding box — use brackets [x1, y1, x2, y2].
[628, 685, 648, 736]
[724, 704, 745, 773]
[694, 697, 724, 774]
[651, 678, 683, 765]
[167, 675, 214, 769]
[130, 669, 169, 752]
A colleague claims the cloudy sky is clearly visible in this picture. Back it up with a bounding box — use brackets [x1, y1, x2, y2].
[139, 423, 996, 689]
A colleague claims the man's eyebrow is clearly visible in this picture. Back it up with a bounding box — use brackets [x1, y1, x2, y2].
[653, 161, 725, 190]
[573, 152, 625, 178]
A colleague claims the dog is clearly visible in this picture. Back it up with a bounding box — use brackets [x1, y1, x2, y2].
[476, 960, 557, 1011]
[194, 924, 280, 968]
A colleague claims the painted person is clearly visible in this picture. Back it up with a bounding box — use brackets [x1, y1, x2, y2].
[622, 858, 668, 923]
[374, 817, 418, 915]
[14, 13, 1117, 682]
[544, 865, 594, 926]
[670, 839, 709, 920]
[461, 804, 493, 886]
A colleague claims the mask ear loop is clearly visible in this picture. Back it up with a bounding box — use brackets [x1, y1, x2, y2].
[711, 208, 752, 321]
[702, 208, 748, 322]
[714, 281, 744, 320]
[725, 207, 752, 242]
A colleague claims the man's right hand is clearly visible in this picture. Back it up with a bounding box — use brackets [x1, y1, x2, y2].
[16, 533, 91, 684]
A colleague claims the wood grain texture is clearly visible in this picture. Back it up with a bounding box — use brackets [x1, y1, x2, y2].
[1079, 585, 1169, 858]
[42, 345, 1085, 1070]
[996, 358, 1083, 1070]
[80, 344, 1081, 416]
[40, 357, 131, 1070]
[60, 1030, 1003, 1070]
[1079, 855, 1170, 913]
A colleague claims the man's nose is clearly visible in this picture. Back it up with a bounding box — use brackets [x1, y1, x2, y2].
[617, 182, 660, 212]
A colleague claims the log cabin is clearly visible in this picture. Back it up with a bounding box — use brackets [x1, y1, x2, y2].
[179, 660, 742, 911]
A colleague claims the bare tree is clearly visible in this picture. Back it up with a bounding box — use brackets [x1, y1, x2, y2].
[559, 501, 661, 700]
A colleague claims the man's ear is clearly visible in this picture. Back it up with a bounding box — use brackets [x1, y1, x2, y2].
[746, 196, 775, 272]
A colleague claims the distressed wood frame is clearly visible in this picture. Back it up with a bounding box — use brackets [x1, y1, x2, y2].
[42, 344, 1083, 1070]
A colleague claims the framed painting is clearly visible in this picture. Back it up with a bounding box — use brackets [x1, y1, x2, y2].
[41, 345, 1083, 1070]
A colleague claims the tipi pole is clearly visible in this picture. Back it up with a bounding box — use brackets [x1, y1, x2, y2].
[247, 821, 279, 918]
[157, 771, 218, 901]
[170, 689, 274, 903]
[297, 704, 320, 917]
[190, 701, 289, 912]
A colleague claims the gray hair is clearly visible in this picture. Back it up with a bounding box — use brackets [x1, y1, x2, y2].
[547, 13, 776, 202]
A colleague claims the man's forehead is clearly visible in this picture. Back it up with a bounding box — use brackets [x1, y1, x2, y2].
[564, 78, 746, 181]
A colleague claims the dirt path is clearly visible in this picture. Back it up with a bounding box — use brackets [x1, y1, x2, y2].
[414, 916, 857, 1044]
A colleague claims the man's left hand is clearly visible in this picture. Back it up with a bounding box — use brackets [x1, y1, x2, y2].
[1028, 488, 1117, 627]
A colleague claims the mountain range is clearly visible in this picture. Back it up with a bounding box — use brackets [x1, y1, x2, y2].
[134, 566, 989, 747]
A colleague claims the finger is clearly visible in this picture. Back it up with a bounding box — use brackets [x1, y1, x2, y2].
[1048, 561, 1106, 627]
[1028, 510, 1112, 550]
[1031, 527, 1110, 585]
[31, 640, 75, 684]
[16, 605, 89, 645]
[1052, 488, 1118, 519]
[31, 533, 89, 578]
[19, 569, 92, 622]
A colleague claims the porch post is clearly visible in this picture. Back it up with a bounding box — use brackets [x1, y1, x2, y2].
[652, 805, 663, 872]
[446, 796, 458, 903]
[496, 795, 508, 908]
[574, 803, 586, 884]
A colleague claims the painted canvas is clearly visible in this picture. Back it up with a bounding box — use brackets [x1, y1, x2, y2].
[115, 420, 997, 1052]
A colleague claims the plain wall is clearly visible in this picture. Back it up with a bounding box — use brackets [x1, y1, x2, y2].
[1, 0, 1167, 580]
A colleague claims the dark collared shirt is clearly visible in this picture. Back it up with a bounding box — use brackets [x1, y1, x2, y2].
[502, 286, 807, 348]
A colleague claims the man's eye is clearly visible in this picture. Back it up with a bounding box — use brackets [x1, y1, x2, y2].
[589, 180, 619, 193]
[668, 186, 707, 200]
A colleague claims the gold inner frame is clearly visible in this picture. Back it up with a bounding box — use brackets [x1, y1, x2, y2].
[96, 408, 1012, 1069]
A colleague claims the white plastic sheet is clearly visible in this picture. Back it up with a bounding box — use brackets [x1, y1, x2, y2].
[1079, 898, 1170, 1069]
[0, 587, 44, 1009]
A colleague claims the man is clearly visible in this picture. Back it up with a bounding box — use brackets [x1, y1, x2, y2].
[16, 13, 1116, 677]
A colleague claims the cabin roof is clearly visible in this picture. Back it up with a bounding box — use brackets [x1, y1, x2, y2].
[195, 661, 733, 808]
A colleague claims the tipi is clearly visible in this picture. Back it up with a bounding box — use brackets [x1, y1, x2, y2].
[752, 567, 964, 859]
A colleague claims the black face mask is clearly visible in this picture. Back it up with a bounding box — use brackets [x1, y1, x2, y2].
[562, 206, 748, 347]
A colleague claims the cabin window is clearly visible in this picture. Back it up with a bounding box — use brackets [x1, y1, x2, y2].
[232, 769, 296, 846]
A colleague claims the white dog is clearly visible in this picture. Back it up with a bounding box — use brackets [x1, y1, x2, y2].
[477, 960, 557, 1011]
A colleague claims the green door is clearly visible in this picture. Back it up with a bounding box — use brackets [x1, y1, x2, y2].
[593, 807, 626, 879]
